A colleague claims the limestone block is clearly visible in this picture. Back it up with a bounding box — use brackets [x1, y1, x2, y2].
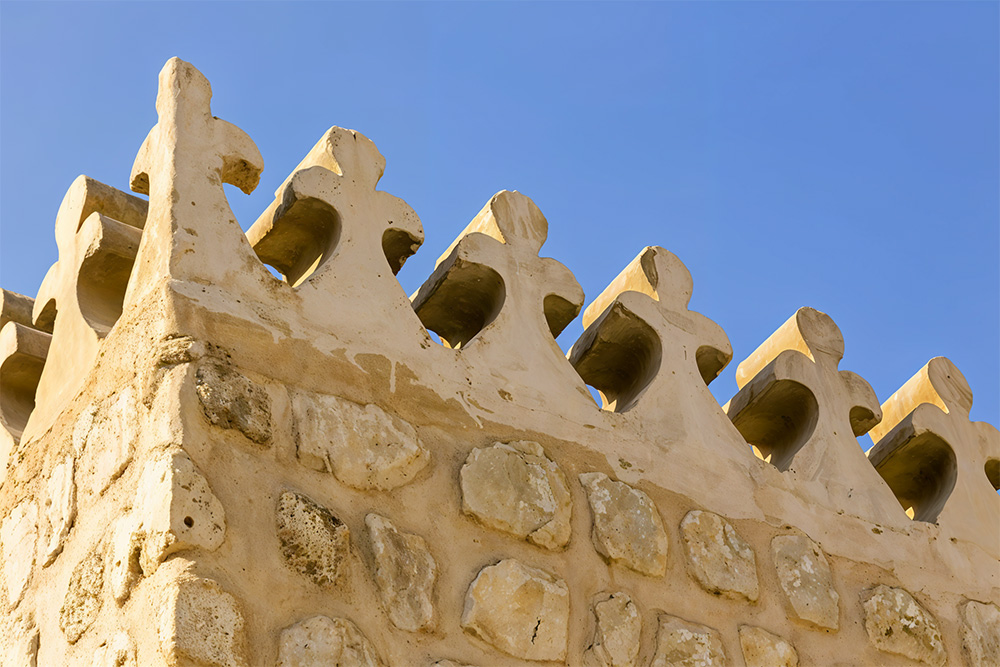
[40, 455, 76, 566]
[60, 544, 104, 643]
[960, 600, 1000, 667]
[92, 632, 137, 667]
[738, 626, 798, 667]
[134, 449, 226, 575]
[293, 391, 429, 491]
[460, 441, 571, 549]
[157, 567, 247, 667]
[276, 491, 350, 587]
[650, 614, 727, 667]
[680, 510, 758, 602]
[584, 592, 641, 667]
[277, 615, 383, 667]
[462, 559, 569, 662]
[107, 513, 143, 604]
[84, 386, 138, 495]
[771, 534, 839, 630]
[72, 402, 98, 456]
[861, 585, 945, 666]
[2, 618, 38, 667]
[365, 513, 437, 632]
[2, 500, 37, 609]
[579, 472, 668, 576]
[195, 362, 272, 446]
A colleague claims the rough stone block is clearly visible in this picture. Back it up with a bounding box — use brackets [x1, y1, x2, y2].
[294, 391, 429, 491]
[277, 615, 382, 667]
[195, 362, 272, 446]
[460, 441, 571, 549]
[134, 449, 227, 575]
[157, 566, 247, 667]
[84, 387, 137, 495]
[276, 491, 350, 587]
[107, 513, 143, 604]
[960, 600, 1000, 667]
[580, 472, 668, 576]
[680, 510, 758, 602]
[366, 513, 437, 632]
[738, 625, 798, 667]
[1, 616, 38, 667]
[861, 585, 945, 666]
[60, 544, 104, 643]
[584, 592, 641, 667]
[771, 534, 839, 630]
[650, 614, 727, 667]
[2, 500, 37, 609]
[40, 455, 76, 566]
[72, 403, 98, 457]
[462, 559, 569, 662]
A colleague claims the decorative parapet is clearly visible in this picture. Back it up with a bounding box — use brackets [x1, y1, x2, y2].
[0, 58, 996, 666]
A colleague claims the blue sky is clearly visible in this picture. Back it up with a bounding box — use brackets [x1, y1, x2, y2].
[1, 2, 997, 431]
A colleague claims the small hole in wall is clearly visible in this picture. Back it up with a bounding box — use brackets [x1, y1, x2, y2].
[183, 516, 194, 528]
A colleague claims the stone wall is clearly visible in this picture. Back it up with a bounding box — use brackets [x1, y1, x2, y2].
[0, 58, 997, 667]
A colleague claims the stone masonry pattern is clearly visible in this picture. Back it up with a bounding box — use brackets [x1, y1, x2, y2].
[0, 59, 998, 666]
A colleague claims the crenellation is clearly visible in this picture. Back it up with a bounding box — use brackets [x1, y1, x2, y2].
[867, 357, 1000, 556]
[0, 318, 51, 474]
[22, 176, 147, 444]
[0, 58, 995, 666]
[726, 307, 909, 527]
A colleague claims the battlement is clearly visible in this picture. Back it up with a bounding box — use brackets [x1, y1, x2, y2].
[1, 58, 997, 666]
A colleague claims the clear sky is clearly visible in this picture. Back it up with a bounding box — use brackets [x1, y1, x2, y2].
[1, 2, 997, 433]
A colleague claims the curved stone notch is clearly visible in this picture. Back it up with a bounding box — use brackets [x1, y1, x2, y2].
[726, 307, 904, 525]
[412, 190, 583, 349]
[867, 357, 999, 553]
[569, 247, 750, 461]
[570, 247, 731, 411]
[248, 126, 423, 286]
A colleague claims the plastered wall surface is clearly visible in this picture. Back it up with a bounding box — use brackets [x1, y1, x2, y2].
[1, 59, 997, 667]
